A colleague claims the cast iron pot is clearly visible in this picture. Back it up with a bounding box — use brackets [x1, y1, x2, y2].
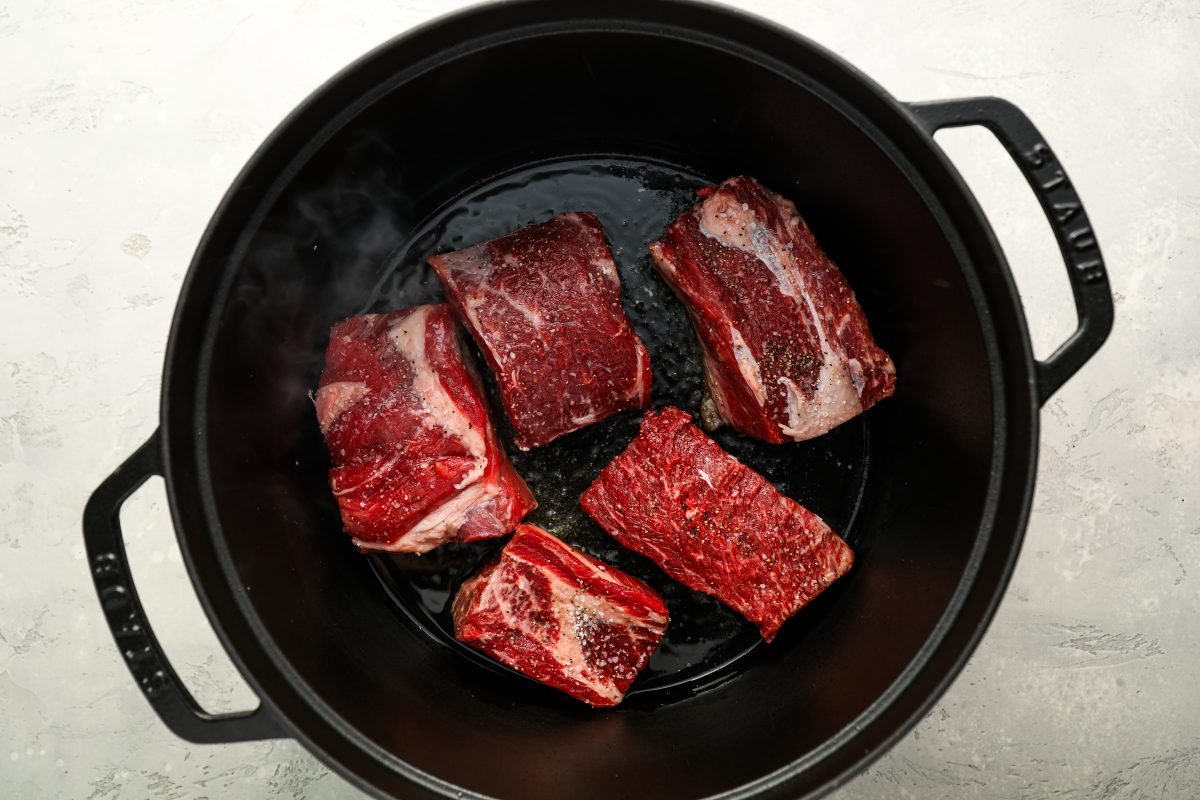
[83, 1, 1113, 798]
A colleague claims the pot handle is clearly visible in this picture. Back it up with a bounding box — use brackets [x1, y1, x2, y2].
[908, 96, 1114, 404]
[83, 430, 285, 743]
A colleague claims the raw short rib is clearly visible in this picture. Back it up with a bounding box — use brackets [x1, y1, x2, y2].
[581, 406, 853, 642]
[452, 523, 668, 707]
[314, 305, 535, 554]
[649, 176, 896, 443]
[429, 212, 653, 450]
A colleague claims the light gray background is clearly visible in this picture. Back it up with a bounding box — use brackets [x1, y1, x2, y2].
[2, 0, 1197, 797]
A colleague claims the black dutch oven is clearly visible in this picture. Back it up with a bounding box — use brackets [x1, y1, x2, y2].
[83, 2, 1113, 798]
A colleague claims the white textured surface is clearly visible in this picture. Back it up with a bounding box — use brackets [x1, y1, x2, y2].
[1, 0, 1197, 797]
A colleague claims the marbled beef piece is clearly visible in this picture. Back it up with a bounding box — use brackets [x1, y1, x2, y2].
[315, 305, 535, 553]
[649, 176, 895, 443]
[581, 407, 852, 642]
[429, 212, 652, 450]
[452, 524, 668, 707]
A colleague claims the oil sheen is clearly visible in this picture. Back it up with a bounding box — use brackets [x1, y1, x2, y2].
[360, 156, 869, 703]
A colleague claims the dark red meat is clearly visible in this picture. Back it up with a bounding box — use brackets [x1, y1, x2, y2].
[314, 305, 535, 553]
[581, 407, 853, 642]
[649, 176, 896, 443]
[452, 523, 668, 707]
[429, 212, 653, 450]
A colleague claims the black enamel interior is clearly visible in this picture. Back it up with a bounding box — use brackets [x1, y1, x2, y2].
[164, 4, 1035, 799]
